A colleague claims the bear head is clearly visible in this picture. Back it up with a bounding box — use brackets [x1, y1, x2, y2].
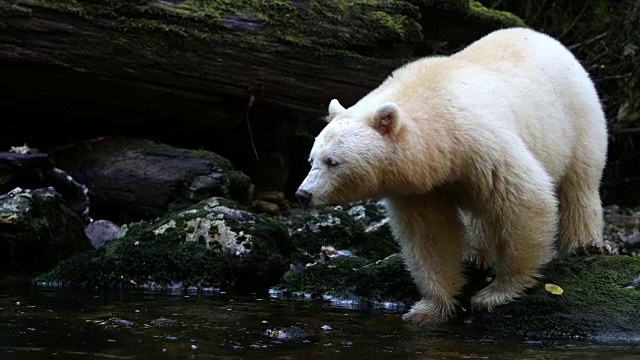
[295, 98, 404, 207]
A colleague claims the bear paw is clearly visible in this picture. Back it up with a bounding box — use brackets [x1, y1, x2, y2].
[575, 243, 612, 256]
[470, 284, 523, 313]
[402, 299, 454, 325]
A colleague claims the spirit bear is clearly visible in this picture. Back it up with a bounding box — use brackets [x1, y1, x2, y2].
[295, 27, 609, 324]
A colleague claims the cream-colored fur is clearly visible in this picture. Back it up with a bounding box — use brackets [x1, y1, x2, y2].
[296, 27, 608, 324]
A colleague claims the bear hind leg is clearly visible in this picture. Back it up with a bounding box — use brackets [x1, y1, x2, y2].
[462, 213, 497, 270]
[556, 166, 610, 256]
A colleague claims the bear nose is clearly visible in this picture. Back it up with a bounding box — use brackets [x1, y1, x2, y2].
[295, 189, 312, 206]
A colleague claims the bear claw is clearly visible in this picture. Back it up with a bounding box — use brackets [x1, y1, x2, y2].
[576, 243, 612, 256]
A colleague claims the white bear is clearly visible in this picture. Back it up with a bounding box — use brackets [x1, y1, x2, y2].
[295, 27, 609, 324]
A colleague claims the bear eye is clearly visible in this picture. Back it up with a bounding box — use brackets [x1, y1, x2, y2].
[325, 157, 339, 167]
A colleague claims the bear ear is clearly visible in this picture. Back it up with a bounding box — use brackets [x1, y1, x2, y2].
[372, 102, 402, 136]
[326, 98, 346, 122]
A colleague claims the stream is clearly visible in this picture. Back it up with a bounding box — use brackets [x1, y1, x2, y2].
[2, 281, 640, 359]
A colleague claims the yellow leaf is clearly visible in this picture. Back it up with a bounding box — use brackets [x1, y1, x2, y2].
[545, 283, 564, 295]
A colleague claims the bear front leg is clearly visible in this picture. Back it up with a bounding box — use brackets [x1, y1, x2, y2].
[470, 163, 557, 312]
[386, 192, 466, 325]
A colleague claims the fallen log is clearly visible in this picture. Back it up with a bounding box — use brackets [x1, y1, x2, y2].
[0, 0, 524, 192]
[0, 0, 524, 138]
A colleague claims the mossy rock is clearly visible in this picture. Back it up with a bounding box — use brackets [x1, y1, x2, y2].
[288, 202, 400, 264]
[274, 252, 640, 340]
[467, 255, 640, 340]
[276, 254, 420, 306]
[36, 197, 294, 292]
[0, 187, 92, 274]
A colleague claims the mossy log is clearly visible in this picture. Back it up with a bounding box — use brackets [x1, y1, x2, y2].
[0, 0, 524, 149]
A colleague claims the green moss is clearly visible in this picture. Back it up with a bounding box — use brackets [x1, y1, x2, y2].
[276, 254, 419, 305]
[368, 11, 409, 40]
[468, 1, 526, 28]
[15, 0, 423, 58]
[415, 0, 469, 11]
[193, 149, 253, 205]
[291, 209, 364, 256]
[469, 255, 640, 338]
[176, 0, 295, 24]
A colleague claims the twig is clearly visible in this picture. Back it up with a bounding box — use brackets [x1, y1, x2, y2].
[568, 31, 609, 51]
[246, 92, 260, 163]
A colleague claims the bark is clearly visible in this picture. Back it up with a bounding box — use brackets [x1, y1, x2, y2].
[0, 0, 524, 145]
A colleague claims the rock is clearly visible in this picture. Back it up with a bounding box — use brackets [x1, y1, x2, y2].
[35, 197, 294, 292]
[603, 205, 640, 256]
[275, 254, 419, 306]
[287, 202, 399, 265]
[53, 137, 253, 222]
[253, 200, 281, 215]
[257, 191, 286, 203]
[265, 326, 310, 341]
[0, 187, 92, 273]
[467, 255, 640, 340]
[84, 219, 123, 249]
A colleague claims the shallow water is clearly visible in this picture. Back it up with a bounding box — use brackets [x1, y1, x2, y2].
[1, 282, 640, 359]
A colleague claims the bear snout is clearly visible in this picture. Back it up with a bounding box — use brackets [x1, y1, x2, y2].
[295, 188, 313, 207]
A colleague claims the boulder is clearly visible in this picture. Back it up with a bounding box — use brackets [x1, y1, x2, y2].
[53, 137, 253, 222]
[0, 187, 92, 273]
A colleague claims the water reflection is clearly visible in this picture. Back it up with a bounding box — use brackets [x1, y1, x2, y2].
[1, 283, 639, 359]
